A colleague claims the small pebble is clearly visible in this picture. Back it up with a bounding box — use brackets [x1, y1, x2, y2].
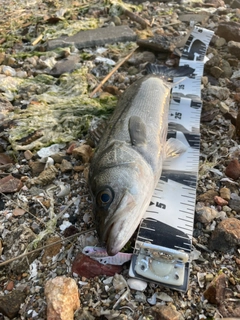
[225, 159, 240, 180]
[214, 195, 228, 206]
[147, 292, 157, 305]
[113, 274, 127, 291]
[2, 65, 16, 76]
[127, 278, 147, 291]
[16, 70, 28, 78]
[220, 187, 231, 201]
[24, 150, 33, 160]
[5, 281, 14, 291]
[134, 292, 146, 303]
[205, 273, 214, 282]
[157, 292, 173, 302]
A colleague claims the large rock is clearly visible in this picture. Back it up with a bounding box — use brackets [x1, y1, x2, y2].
[45, 276, 80, 320]
[48, 55, 80, 77]
[209, 218, 240, 252]
[0, 290, 27, 319]
[230, 0, 240, 8]
[203, 273, 240, 317]
[207, 86, 230, 100]
[47, 25, 136, 50]
[228, 40, 240, 57]
[203, 273, 227, 304]
[149, 305, 184, 320]
[225, 159, 240, 180]
[216, 22, 240, 42]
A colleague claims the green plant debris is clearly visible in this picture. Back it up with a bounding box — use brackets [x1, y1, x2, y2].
[0, 77, 24, 101]
[43, 18, 99, 41]
[7, 67, 116, 151]
[28, 189, 57, 250]
[106, 41, 137, 56]
[107, 0, 143, 14]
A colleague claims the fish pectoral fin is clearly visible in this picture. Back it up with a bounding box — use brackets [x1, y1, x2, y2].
[128, 116, 147, 146]
[165, 137, 187, 158]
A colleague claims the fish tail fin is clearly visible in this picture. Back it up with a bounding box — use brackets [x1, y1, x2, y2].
[146, 63, 195, 78]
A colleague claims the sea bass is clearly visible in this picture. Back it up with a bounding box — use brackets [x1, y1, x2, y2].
[89, 64, 194, 256]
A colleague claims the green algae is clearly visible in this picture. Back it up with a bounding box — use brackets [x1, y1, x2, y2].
[44, 18, 99, 40]
[7, 67, 116, 151]
[106, 41, 137, 56]
[1, 0, 141, 152]
[0, 77, 24, 101]
[107, 0, 143, 14]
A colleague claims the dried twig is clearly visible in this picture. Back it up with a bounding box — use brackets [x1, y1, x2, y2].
[124, 9, 150, 29]
[0, 191, 75, 226]
[89, 48, 137, 98]
[150, 17, 155, 27]
[113, 289, 130, 309]
[32, 34, 43, 46]
[0, 228, 95, 267]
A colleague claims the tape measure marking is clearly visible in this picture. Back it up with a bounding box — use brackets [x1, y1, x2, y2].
[129, 26, 214, 291]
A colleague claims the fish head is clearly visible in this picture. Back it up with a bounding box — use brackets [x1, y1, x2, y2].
[89, 156, 154, 256]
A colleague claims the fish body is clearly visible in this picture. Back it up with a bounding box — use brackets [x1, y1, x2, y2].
[89, 66, 191, 256]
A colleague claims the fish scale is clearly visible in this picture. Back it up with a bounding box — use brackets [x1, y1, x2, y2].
[129, 26, 214, 292]
[104, 76, 170, 147]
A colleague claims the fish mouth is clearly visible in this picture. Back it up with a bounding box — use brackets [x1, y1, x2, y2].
[106, 222, 130, 256]
[101, 190, 138, 256]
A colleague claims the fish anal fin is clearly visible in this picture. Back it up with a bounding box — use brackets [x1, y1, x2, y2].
[165, 137, 187, 158]
[129, 116, 147, 146]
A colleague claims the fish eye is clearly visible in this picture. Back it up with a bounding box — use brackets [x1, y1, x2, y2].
[97, 187, 114, 208]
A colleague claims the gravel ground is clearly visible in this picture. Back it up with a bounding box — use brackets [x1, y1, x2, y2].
[1, 0, 240, 319]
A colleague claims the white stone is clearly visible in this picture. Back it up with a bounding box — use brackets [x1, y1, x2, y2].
[2, 65, 16, 77]
[16, 70, 28, 78]
[95, 56, 116, 65]
[37, 143, 66, 158]
[231, 70, 240, 79]
[113, 274, 127, 291]
[157, 292, 173, 302]
[127, 278, 147, 291]
[147, 292, 157, 305]
[207, 86, 230, 101]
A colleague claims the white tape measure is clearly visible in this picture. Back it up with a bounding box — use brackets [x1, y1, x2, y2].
[129, 26, 214, 292]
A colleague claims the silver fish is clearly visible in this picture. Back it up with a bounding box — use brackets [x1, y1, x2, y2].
[89, 64, 194, 256]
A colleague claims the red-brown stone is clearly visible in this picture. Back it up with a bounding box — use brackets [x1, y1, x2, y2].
[209, 218, 240, 253]
[72, 253, 122, 278]
[203, 273, 227, 305]
[225, 159, 240, 180]
[0, 175, 23, 193]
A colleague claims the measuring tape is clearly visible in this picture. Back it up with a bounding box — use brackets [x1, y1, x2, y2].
[129, 26, 214, 292]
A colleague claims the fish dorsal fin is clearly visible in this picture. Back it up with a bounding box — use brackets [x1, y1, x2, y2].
[128, 116, 147, 146]
[165, 137, 187, 158]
